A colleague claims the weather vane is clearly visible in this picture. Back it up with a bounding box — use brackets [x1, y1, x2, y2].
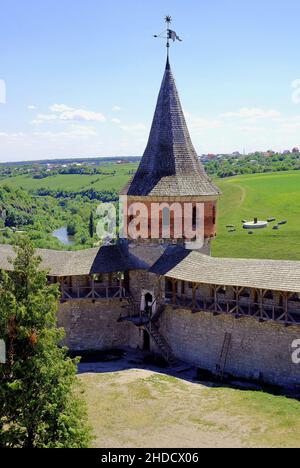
[154, 15, 182, 57]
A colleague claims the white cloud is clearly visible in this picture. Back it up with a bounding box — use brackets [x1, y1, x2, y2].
[0, 132, 25, 139]
[220, 107, 281, 120]
[112, 105, 122, 112]
[120, 123, 146, 133]
[27, 105, 37, 110]
[238, 126, 265, 133]
[32, 103, 106, 124]
[50, 104, 73, 113]
[34, 125, 98, 139]
[0, 126, 97, 142]
[111, 118, 121, 124]
[185, 112, 223, 132]
[32, 113, 57, 124]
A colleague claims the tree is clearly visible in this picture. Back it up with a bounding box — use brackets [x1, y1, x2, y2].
[89, 211, 94, 239]
[0, 238, 92, 448]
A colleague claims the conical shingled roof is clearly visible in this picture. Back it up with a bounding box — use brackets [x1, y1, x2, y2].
[122, 58, 220, 197]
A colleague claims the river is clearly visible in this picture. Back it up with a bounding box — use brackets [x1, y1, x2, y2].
[52, 226, 75, 246]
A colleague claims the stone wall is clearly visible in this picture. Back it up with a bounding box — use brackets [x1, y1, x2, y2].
[58, 299, 142, 351]
[129, 270, 160, 308]
[158, 306, 300, 388]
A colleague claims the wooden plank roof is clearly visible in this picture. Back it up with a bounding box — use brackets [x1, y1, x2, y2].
[150, 246, 300, 293]
[0, 243, 149, 277]
[122, 58, 220, 198]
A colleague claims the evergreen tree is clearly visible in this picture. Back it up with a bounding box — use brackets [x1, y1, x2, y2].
[89, 211, 94, 239]
[0, 238, 92, 448]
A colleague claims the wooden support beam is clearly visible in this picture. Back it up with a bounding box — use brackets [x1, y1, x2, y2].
[283, 292, 289, 325]
[192, 284, 197, 310]
[258, 289, 264, 322]
[213, 285, 218, 314]
[172, 279, 177, 306]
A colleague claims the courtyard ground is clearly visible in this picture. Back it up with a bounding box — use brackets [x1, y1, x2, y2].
[77, 350, 300, 449]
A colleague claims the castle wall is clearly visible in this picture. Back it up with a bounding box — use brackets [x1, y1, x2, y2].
[57, 299, 142, 351]
[158, 306, 300, 388]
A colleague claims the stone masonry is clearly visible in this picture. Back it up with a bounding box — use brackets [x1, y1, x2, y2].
[158, 306, 300, 388]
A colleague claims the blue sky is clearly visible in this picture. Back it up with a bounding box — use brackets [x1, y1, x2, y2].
[1, 0, 300, 161]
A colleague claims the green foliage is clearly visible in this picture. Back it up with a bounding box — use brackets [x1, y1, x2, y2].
[0, 238, 92, 448]
[89, 212, 95, 239]
[205, 152, 300, 178]
[0, 184, 100, 250]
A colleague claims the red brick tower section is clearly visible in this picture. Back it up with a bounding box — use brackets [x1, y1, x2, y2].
[121, 57, 220, 254]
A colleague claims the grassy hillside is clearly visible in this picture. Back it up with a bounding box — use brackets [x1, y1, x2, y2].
[213, 171, 300, 260]
[0, 163, 137, 193]
[79, 369, 300, 448]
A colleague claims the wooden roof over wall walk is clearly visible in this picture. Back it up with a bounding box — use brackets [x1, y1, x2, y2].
[0, 243, 149, 277]
[150, 246, 300, 293]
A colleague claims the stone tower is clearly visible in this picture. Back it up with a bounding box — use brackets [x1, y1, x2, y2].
[121, 57, 220, 255]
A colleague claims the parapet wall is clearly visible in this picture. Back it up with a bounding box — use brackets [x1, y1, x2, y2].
[159, 306, 300, 388]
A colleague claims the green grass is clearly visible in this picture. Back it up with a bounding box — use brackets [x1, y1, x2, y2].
[213, 171, 300, 260]
[0, 163, 138, 193]
[79, 369, 300, 448]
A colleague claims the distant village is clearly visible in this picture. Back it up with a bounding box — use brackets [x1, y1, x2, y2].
[199, 146, 300, 163]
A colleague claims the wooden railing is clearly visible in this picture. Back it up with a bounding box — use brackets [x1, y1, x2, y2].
[61, 285, 124, 301]
[164, 291, 300, 326]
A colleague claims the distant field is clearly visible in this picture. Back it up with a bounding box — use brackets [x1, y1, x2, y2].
[80, 369, 300, 448]
[2, 166, 300, 260]
[0, 163, 138, 193]
[213, 171, 300, 261]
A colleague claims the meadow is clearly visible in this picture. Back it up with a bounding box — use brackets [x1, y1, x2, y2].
[79, 369, 300, 448]
[213, 170, 300, 260]
[0, 163, 138, 193]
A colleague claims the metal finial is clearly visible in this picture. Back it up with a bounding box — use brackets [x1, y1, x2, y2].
[153, 16, 182, 60]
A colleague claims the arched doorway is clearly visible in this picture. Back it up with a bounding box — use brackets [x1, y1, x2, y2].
[145, 292, 153, 315]
[141, 290, 156, 317]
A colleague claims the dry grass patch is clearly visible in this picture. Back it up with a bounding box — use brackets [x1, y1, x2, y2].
[78, 369, 300, 448]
